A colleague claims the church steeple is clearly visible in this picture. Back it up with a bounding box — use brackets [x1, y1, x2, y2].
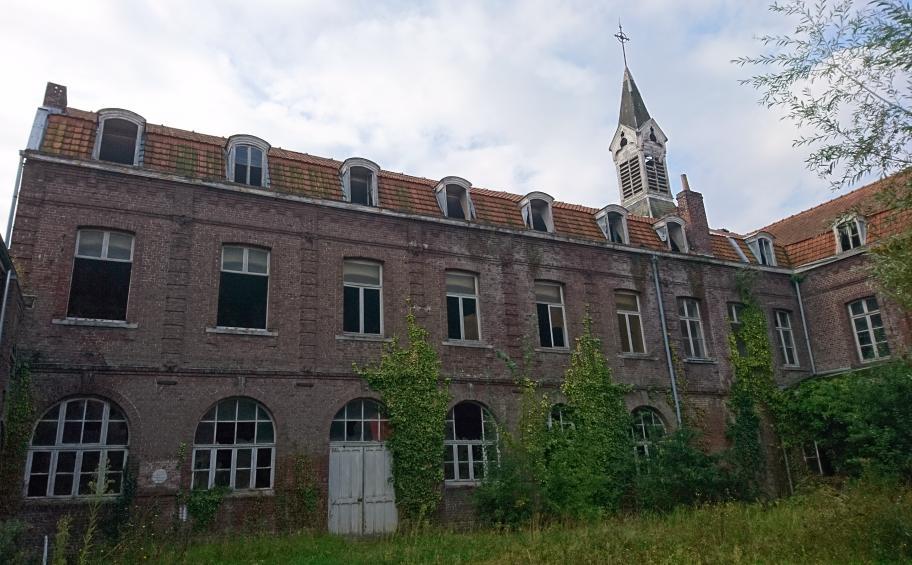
[609, 30, 677, 218]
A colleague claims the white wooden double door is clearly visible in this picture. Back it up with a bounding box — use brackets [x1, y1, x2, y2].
[328, 443, 397, 535]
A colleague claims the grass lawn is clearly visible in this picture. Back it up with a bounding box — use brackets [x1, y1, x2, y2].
[110, 480, 911, 564]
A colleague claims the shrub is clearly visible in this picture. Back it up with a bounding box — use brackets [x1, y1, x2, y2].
[0, 519, 31, 565]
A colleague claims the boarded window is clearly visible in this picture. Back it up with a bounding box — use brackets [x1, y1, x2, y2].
[349, 167, 373, 206]
[343, 260, 382, 334]
[217, 246, 269, 329]
[98, 118, 139, 165]
[446, 272, 480, 340]
[67, 230, 133, 321]
[535, 281, 566, 348]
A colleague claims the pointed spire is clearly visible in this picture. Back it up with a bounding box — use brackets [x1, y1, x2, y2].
[619, 67, 651, 129]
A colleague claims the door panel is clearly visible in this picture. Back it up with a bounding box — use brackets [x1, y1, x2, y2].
[328, 444, 397, 535]
[363, 445, 397, 534]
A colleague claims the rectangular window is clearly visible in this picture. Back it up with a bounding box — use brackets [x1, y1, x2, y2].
[343, 260, 382, 335]
[678, 298, 706, 359]
[446, 272, 480, 341]
[233, 145, 264, 187]
[774, 310, 799, 366]
[836, 219, 863, 252]
[98, 119, 139, 165]
[535, 282, 566, 348]
[848, 297, 890, 361]
[217, 246, 269, 329]
[728, 302, 747, 357]
[349, 167, 373, 206]
[615, 291, 645, 354]
[67, 229, 134, 321]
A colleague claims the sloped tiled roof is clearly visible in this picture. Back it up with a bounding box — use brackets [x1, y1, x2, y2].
[38, 107, 792, 266]
[762, 172, 910, 267]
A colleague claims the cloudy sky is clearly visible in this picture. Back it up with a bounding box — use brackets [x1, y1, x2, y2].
[0, 0, 855, 235]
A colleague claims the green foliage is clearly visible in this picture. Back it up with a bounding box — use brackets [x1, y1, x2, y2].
[870, 188, 912, 311]
[0, 519, 31, 565]
[356, 307, 450, 524]
[275, 453, 321, 532]
[0, 357, 35, 516]
[634, 428, 734, 512]
[559, 315, 635, 512]
[186, 486, 229, 531]
[735, 0, 912, 188]
[52, 515, 72, 565]
[102, 466, 137, 541]
[782, 359, 912, 478]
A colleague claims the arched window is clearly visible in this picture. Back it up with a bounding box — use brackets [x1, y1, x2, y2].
[340, 158, 380, 207]
[192, 397, 275, 490]
[434, 177, 476, 220]
[596, 205, 630, 244]
[444, 402, 497, 483]
[520, 192, 555, 233]
[746, 233, 777, 266]
[630, 407, 666, 459]
[26, 397, 129, 498]
[547, 404, 574, 431]
[93, 109, 145, 166]
[330, 399, 390, 442]
[226, 135, 270, 187]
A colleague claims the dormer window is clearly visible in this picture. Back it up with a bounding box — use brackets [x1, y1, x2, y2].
[226, 135, 270, 187]
[834, 216, 866, 252]
[435, 177, 475, 220]
[595, 205, 629, 244]
[340, 158, 380, 207]
[93, 109, 145, 166]
[746, 234, 777, 266]
[520, 192, 555, 233]
[654, 217, 688, 253]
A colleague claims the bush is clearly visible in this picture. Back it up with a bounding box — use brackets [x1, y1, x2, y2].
[783, 359, 912, 479]
[633, 428, 734, 512]
[0, 519, 31, 565]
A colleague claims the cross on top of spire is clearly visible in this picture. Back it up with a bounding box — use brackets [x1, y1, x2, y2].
[614, 21, 630, 67]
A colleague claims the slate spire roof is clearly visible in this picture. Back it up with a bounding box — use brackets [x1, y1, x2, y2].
[618, 67, 651, 129]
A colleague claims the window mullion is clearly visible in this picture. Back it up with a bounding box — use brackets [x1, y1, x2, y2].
[359, 287, 366, 333]
[458, 297, 465, 340]
[208, 448, 216, 489]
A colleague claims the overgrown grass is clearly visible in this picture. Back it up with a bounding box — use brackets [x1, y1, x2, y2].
[105, 479, 911, 564]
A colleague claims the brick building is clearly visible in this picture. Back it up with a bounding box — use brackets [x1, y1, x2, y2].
[1, 71, 908, 535]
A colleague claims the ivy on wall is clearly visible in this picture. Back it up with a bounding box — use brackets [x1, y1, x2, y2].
[356, 307, 450, 525]
[0, 356, 35, 516]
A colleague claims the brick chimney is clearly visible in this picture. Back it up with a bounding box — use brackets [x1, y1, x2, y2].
[43, 82, 67, 110]
[675, 174, 713, 256]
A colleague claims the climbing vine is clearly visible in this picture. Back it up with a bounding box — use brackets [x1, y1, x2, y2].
[0, 356, 36, 516]
[185, 487, 229, 531]
[356, 307, 450, 525]
[726, 270, 782, 497]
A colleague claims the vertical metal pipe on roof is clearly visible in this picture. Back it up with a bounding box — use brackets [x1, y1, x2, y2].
[651, 255, 682, 425]
[5, 155, 24, 246]
[793, 278, 816, 375]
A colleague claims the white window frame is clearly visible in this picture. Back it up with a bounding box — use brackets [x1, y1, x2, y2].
[68, 229, 135, 322]
[444, 402, 498, 484]
[520, 191, 555, 233]
[218, 245, 270, 330]
[434, 176, 476, 220]
[746, 233, 777, 266]
[848, 297, 890, 362]
[340, 157, 380, 206]
[342, 259, 384, 336]
[226, 135, 270, 188]
[833, 216, 867, 253]
[547, 404, 574, 431]
[678, 297, 707, 359]
[595, 205, 630, 244]
[631, 407, 666, 459]
[774, 310, 799, 367]
[654, 217, 688, 253]
[24, 398, 129, 499]
[445, 271, 481, 342]
[330, 398, 390, 444]
[191, 398, 276, 491]
[535, 281, 568, 349]
[615, 291, 646, 354]
[92, 108, 145, 166]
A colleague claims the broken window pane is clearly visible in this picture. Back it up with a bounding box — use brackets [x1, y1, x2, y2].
[446, 186, 466, 219]
[98, 118, 138, 165]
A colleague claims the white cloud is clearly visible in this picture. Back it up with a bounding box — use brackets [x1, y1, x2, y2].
[0, 0, 850, 238]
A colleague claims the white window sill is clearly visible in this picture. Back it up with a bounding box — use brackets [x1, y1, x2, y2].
[535, 346, 571, 354]
[206, 326, 277, 337]
[444, 481, 480, 489]
[52, 318, 137, 329]
[335, 334, 392, 343]
[441, 340, 493, 349]
[222, 488, 274, 498]
[684, 357, 717, 364]
[618, 352, 653, 360]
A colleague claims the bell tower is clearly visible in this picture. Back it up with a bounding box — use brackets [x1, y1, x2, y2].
[608, 26, 677, 218]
